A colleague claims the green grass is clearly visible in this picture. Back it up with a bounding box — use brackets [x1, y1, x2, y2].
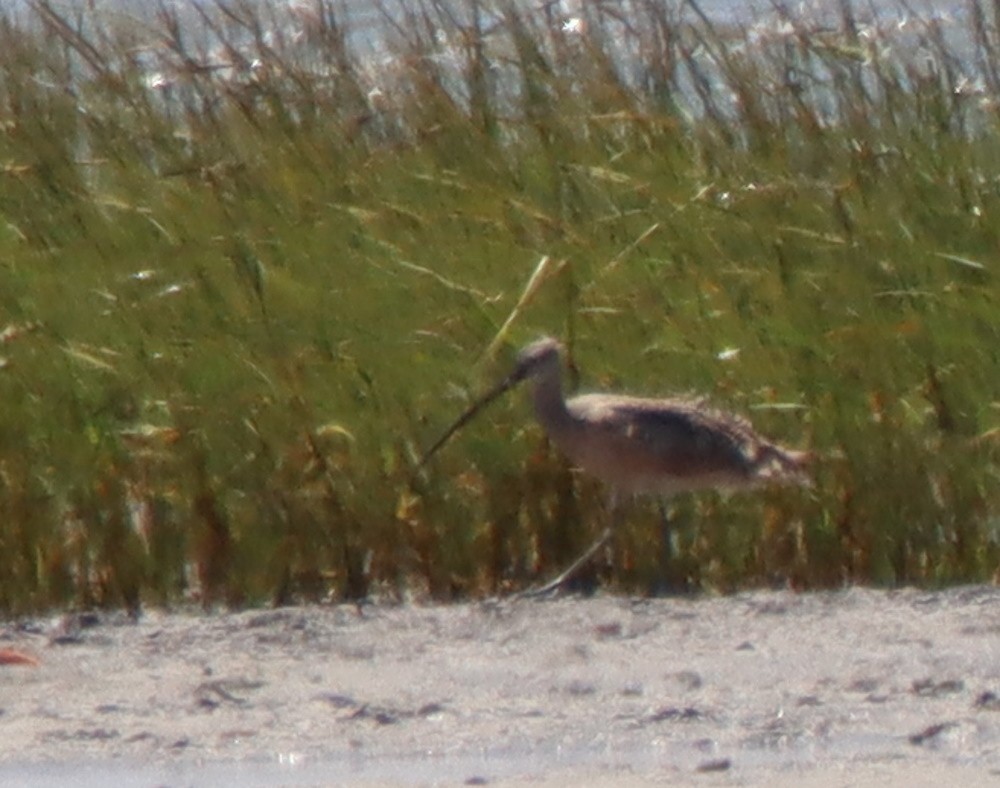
[0, 0, 998, 612]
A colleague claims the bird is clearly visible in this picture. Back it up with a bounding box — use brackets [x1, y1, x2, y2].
[419, 336, 812, 596]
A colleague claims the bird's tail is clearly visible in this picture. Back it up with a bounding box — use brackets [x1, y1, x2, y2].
[755, 443, 814, 487]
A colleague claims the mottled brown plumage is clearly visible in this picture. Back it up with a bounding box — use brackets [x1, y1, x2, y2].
[518, 338, 809, 495]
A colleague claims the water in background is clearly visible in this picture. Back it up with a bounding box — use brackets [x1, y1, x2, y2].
[17, 0, 976, 127]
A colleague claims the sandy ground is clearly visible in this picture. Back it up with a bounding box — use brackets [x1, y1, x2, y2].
[2, 587, 1000, 786]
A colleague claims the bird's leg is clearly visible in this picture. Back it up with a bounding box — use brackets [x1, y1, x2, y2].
[655, 498, 689, 595]
[517, 490, 619, 599]
[658, 498, 674, 562]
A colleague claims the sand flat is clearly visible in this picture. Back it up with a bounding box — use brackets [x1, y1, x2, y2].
[2, 587, 1000, 785]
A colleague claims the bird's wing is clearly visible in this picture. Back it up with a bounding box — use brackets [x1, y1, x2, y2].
[567, 395, 762, 477]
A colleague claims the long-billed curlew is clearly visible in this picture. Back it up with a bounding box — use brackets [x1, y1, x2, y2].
[420, 336, 811, 595]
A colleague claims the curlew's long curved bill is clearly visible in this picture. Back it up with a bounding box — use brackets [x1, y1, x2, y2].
[418, 372, 523, 468]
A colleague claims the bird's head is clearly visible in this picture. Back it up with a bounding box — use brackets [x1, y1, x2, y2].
[417, 335, 564, 469]
[509, 336, 563, 384]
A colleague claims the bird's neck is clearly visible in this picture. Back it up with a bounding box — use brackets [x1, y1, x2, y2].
[530, 366, 571, 431]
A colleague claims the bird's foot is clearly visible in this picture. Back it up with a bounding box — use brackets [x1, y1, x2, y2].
[514, 527, 613, 600]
